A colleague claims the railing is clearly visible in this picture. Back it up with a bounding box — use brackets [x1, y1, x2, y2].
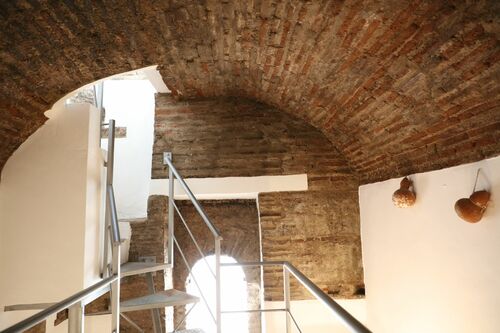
[221, 261, 372, 333]
[1, 276, 118, 333]
[163, 152, 223, 333]
[162, 152, 371, 333]
[102, 119, 121, 332]
[1, 115, 122, 333]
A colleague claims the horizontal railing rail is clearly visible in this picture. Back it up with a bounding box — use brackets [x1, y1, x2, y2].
[0, 275, 118, 333]
[220, 261, 372, 333]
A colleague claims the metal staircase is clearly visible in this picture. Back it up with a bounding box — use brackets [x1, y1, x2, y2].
[1, 119, 200, 333]
[0, 83, 371, 333]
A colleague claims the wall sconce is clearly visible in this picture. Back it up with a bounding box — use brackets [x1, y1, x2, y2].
[455, 169, 490, 223]
[392, 177, 416, 208]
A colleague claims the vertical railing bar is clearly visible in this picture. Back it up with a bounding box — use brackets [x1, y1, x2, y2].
[101, 119, 115, 277]
[163, 153, 222, 239]
[98, 81, 104, 112]
[215, 238, 222, 333]
[107, 119, 115, 185]
[101, 224, 110, 278]
[0, 276, 117, 333]
[106, 119, 120, 333]
[173, 236, 217, 324]
[283, 265, 291, 333]
[68, 301, 84, 333]
[110, 242, 120, 333]
[166, 152, 174, 266]
[107, 186, 121, 244]
[170, 198, 216, 278]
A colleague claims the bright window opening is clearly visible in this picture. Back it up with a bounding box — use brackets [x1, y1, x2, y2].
[186, 255, 249, 333]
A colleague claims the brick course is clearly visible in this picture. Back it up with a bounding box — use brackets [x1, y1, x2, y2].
[1, 0, 499, 183]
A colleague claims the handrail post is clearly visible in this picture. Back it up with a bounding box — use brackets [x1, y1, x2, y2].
[102, 119, 116, 277]
[106, 119, 121, 332]
[111, 242, 121, 333]
[1, 276, 118, 333]
[215, 237, 222, 333]
[68, 302, 84, 333]
[283, 266, 291, 333]
[164, 152, 174, 266]
[107, 119, 115, 185]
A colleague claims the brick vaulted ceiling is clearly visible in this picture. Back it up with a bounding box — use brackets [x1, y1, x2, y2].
[0, 1, 499, 183]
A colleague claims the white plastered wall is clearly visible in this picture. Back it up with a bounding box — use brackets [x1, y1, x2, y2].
[264, 299, 367, 333]
[359, 156, 500, 333]
[0, 103, 103, 330]
[102, 79, 156, 221]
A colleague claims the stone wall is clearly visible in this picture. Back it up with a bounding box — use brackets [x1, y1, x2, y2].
[121, 197, 261, 332]
[172, 199, 261, 332]
[153, 95, 364, 302]
[2, 0, 499, 182]
[153, 94, 353, 188]
[259, 190, 364, 301]
[122, 195, 169, 332]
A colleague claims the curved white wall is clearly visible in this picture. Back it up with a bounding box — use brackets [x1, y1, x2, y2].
[0, 103, 103, 330]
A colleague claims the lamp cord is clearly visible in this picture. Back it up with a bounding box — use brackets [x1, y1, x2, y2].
[473, 168, 481, 192]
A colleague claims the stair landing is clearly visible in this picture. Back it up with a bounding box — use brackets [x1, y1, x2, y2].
[121, 262, 170, 277]
[121, 289, 199, 313]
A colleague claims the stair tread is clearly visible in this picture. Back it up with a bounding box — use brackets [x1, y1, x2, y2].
[121, 289, 199, 312]
[121, 262, 169, 277]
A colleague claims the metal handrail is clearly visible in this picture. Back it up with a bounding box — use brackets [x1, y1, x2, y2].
[163, 152, 222, 333]
[0, 275, 118, 333]
[107, 184, 121, 245]
[284, 262, 370, 333]
[163, 153, 222, 239]
[221, 261, 372, 333]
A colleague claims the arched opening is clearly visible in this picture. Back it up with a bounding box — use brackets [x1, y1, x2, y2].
[186, 255, 249, 333]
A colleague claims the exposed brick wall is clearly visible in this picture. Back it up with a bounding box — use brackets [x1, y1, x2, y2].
[121, 195, 169, 332]
[153, 95, 363, 302]
[153, 94, 354, 188]
[172, 200, 261, 333]
[259, 190, 364, 300]
[1, 1, 499, 183]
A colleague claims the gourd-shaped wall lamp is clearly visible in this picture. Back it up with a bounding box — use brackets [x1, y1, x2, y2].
[392, 177, 416, 208]
[454, 169, 491, 223]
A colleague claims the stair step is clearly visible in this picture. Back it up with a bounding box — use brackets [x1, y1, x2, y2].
[121, 262, 169, 277]
[121, 289, 199, 313]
